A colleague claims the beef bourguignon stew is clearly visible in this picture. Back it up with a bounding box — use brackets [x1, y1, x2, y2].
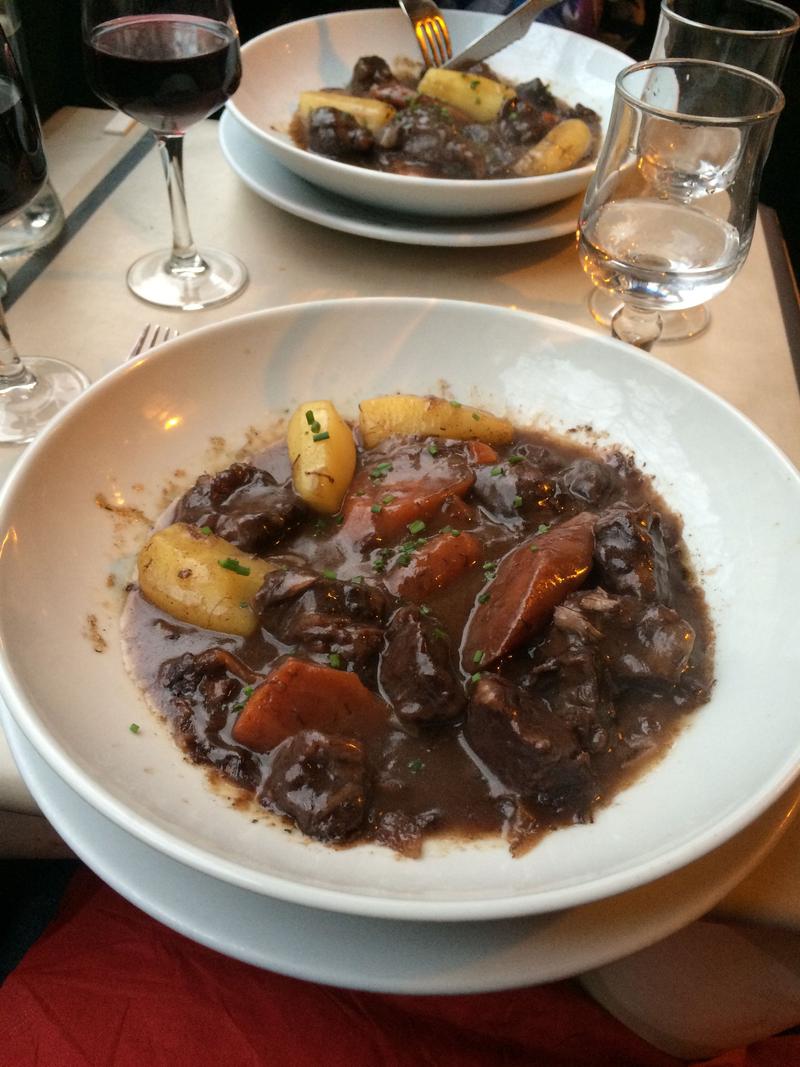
[123, 395, 713, 857]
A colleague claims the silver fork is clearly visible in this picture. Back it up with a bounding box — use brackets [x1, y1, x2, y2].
[398, 0, 453, 67]
[127, 323, 179, 361]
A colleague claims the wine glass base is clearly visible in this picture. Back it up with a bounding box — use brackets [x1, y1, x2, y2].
[127, 248, 248, 311]
[0, 357, 89, 445]
[588, 289, 711, 343]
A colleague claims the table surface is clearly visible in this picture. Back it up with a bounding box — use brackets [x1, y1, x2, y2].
[2, 105, 799, 929]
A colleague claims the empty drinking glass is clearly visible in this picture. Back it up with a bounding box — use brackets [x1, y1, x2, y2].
[578, 59, 784, 351]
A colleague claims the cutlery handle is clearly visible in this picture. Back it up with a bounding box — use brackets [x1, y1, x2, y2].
[443, 0, 562, 69]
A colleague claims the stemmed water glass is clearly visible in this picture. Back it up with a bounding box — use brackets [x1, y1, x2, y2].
[578, 59, 784, 351]
[0, 29, 88, 444]
[81, 0, 248, 311]
[588, 0, 799, 342]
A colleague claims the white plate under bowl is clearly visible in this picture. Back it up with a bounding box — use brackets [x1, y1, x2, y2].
[218, 108, 583, 247]
[0, 298, 799, 923]
[4, 704, 798, 994]
[228, 9, 629, 217]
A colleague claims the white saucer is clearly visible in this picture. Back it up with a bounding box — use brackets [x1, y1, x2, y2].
[4, 702, 797, 995]
[218, 109, 582, 248]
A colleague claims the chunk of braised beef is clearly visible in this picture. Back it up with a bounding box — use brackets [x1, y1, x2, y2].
[307, 106, 374, 159]
[471, 456, 557, 522]
[593, 507, 671, 602]
[174, 463, 304, 552]
[348, 55, 395, 93]
[255, 571, 396, 671]
[158, 648, 262, 789]
[373, 809, 439, 858]
[376, 98, 488, 178]
[549, 588, 695, 687]
[527, 626, 616, 754]
[515, 77, 559, 112]
[558, 458, 618, 507]
[603, 600, 696, 685]
[378, 605, 466, 726]
[261, 730, 367, 842]
[498, 96, 558, 145]
[466, 676, 595, 817]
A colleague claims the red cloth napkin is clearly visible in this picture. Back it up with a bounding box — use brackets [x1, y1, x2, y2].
[1, 867, 798, 1067]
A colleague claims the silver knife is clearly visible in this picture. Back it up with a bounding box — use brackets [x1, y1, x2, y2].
[443, 0, 563, 70]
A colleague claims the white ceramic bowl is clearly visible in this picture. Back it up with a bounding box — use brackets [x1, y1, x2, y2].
[227, 9, 630, 217]
[1, 298, 799, 922]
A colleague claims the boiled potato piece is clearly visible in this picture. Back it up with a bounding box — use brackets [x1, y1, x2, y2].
[288, 400, 357, 514]
[417, 68, 515, 123]
[359, 395, 513, 449]
[512, 118, 593, 177]
[297, 91, 395, 133]
[138, 523, 275, 637]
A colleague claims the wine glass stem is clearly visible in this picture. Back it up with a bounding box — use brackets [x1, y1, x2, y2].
[0, 298, 35, 390]
[156, 133, 206, 276]
[610, 303, 663, 352]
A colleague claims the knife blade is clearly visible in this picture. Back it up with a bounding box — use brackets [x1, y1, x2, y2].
[442, 0, 563, 70]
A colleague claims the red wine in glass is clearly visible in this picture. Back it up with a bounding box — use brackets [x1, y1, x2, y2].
[0, 78, 46, 220]
[81, 1, 248, 311]
[0, 31, 88, 444]
[83, 15, 241, 134]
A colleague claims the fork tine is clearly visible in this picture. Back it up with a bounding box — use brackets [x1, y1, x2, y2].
[431, 17, 452, 64]
[127, 324, 180, 361]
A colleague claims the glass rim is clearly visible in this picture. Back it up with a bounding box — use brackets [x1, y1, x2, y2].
[661, 0, 800, 37]
[615, 57, 785, 126]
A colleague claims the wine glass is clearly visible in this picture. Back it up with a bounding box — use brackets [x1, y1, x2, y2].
[578, 59, 784, 351]
[588, 0, 799, 342]
[81, 0, 248, 311]
[0, 29, 87, 444]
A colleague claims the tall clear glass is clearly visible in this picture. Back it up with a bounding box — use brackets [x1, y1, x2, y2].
[81, 0, 248, 311]
[578, 59, 784, 351]
[588, 0, 798, 342]
[0, 29, 87, 444]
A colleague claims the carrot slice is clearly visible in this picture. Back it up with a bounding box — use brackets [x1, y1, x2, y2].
[232, 658, 389, 752]
[385, 530, 481, 601]
[462, 513, 595, 670]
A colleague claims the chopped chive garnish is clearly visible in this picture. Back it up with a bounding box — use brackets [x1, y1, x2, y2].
[478, 592, 490, 604]
[537, 523, 551, 534]
[335, 514, 344, 525]
[530, 544, 539, 552]
[312, 430, 330, 442]
[129, 722, 140, 734]
[322, 568, 337, 579]
[239, 601, 249, 608]
[482, 560, 497, 571]
[370, 461, 393, 479]
[420, 604, 431, 615]
[450, 528, 461, 537]
[407, 519, 426, 535]
[328, 652, 343, 669]
[427, 443, 439, 456]
[433, 627, 447, 640]
[473, 650, 485, 664]
[199, 525, 212, 535]
[449, 400, 462, 408]
[471, 412, 481, 421]
[408, 758, 425, 773]
[490, 466, 504, 477]
[351, 574, 364, 584]
[219, 557, 251, 576]
[382, 494, 395, 505]
[243, 686, 254, 697]
[470, 672, 482, 683]
[371, 503, 382, 514]
[513, 495, 523, 508]
[305, 409, 315, 425]
[508, 454, 524, 465]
